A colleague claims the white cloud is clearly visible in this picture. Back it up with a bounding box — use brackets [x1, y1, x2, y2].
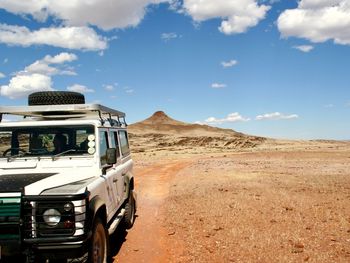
[67, 84, 94, 93]
[43, 53, 77, 64]
[0, 0, 49, 21]
[221, 59, 238, 68]
[0, 52, 78, 99]
[161, 32, 178, 42]
[324, 103, 334, 108]
[0, 72, 5, 78]
[293, 45, 314, 52]
[0, 0, 169, 30]
[182, 0, 270, 34]
[23, 52, 77, 76]
[255, 112, 299, 120]
[211, 83, 227, 89]
[123, 86, 135, 94]
[197, 112, 250, 125]
[278, 0, 350, 45]
[3, 58, 8, 64]
[104, 84, 115, 91]
[24, 62, 58, 75]
[125, 89, 134, 94]
[0, 74, 53, 99]
[0, 24, 107, 50]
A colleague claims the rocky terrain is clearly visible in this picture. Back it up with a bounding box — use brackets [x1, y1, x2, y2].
[128, 111, 266, 152]
[114, 111, 350, 263]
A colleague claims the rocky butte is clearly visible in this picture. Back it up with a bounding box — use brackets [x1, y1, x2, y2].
[128, 111, 267, 153]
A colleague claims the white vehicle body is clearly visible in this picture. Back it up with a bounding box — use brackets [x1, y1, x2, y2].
[0, 102, 136, 262]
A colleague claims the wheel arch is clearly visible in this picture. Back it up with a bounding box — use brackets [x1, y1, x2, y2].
[88, 195, 107, 228]
[124, 172, 134, 195]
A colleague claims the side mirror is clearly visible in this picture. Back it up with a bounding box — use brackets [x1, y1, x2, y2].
[106, 148, 117, 165]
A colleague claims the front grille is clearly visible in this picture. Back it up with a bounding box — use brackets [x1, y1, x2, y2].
[0, 196, 21, 239]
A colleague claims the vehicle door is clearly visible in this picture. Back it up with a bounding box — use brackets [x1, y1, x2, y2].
[118, 130, 132, 203]
[99, 130, 118, 216]
[109, 130, 125, 210]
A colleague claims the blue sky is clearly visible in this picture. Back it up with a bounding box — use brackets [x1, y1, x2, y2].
[0, 0, 350, 140]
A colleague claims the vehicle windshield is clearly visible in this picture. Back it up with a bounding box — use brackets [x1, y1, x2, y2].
[0, 125, 95, 158]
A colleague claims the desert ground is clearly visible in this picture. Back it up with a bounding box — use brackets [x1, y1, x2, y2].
[113, 112, 350, 263]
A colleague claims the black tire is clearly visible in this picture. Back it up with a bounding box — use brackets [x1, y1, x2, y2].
[28, 91, 85, 106]
[123, 190, 136, 229]
[88, 217, 109, 263]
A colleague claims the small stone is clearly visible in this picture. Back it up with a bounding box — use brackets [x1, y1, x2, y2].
[206, 246, 214, 253]
[213, 226, 223, 231]
[292, 242, 304, 253]
[168, 231, 176, 236]
[294, 242, 304, 249]
[292, 248, 304, 254]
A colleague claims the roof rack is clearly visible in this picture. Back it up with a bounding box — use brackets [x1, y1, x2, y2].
[0, 104, 127, 127]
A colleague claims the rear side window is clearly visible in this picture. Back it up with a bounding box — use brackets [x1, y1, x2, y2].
[99, 131, 109, 166]
[110, 131, 121, 160]
[118, 130, 130, 157]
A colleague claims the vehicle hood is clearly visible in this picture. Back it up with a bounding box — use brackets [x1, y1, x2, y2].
[0, 162, 98, 195]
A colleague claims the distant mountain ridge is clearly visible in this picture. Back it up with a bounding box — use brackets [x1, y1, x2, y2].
[129, 111, 243, 137]
[128, 111, 350, 153]
[128, 111, 267, 152]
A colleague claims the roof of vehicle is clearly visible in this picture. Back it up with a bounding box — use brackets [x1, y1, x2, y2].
[0, 104, 127, 127]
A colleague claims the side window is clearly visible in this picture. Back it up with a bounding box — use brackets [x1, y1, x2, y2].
[99, 131, 109, 166]
[118, 130, 130, 157]
[110, 131, 121, 159]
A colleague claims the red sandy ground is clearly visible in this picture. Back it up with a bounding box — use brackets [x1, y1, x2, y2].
[113, 148, 350, 263]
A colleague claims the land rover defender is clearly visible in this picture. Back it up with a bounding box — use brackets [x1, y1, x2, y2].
[0, 91, 136, 262]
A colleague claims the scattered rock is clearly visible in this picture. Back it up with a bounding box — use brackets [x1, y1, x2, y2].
[212, 226, 223, 231]
[294, 242, 304, 249]
[292, 242, 304, 253]
[168, 231, 176, 236]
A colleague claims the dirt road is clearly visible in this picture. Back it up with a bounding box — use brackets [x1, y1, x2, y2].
[111, 149, 350, 263]
[112, 159, 193, 263]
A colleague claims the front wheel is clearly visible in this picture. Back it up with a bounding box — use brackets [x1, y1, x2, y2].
[88, 217, 109, 263]
[123, 190, 136, 229]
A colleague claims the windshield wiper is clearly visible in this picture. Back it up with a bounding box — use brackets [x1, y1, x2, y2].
[52, 149, 77, 160]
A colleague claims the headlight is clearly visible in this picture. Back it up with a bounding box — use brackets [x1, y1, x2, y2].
[43, 209, 61, 226]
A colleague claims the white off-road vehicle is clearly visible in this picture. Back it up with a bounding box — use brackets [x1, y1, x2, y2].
[0, 91, 136, 263]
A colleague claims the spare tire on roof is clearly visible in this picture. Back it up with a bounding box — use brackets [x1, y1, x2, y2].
[28, 91, 85, 106]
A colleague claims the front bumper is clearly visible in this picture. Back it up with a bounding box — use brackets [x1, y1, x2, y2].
[0, 192, 90, 259]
